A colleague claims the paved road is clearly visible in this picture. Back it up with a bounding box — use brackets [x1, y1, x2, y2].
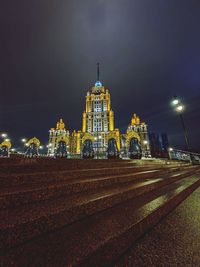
[115, 186, 200, 267]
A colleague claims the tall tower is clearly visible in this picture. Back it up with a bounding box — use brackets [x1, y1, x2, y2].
[82, 63, 115, 153]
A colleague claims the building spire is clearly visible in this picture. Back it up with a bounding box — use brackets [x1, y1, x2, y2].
[95, 62, 102, 87]
[97, 62, 100, 81]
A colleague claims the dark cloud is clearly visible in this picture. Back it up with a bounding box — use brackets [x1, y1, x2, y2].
[1, 0, 200, 150]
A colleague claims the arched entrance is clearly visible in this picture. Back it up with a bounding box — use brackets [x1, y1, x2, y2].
[82, 139, 94, 159]
[126, 131, 142, 159]
[107, 138, 119, 159]
[128, 137, 142, 159]
[82, 133, 94, 159]
[25, 137, 40, 157]
[56, 141, 67, 158]
[56, 136, 68, 158]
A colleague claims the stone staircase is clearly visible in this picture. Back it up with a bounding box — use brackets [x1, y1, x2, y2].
[0, 158, 200, 267]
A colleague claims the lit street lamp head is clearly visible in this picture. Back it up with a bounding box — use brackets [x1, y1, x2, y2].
[1, 133, 7, 138]
[176, 105, 184, 113]
[172, 99, 179, 106]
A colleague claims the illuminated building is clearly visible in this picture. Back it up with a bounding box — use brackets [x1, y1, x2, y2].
[80, 63, 120, 155]
[25, 137, 40, 157]
[0, 140, 12, 157]
[149, 132, 169, 158]
[48, 64, 150, 158]
[48, 119, 70, 156]
[126, 113, 150, 156]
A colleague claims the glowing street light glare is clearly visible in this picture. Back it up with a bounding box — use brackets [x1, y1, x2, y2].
[25, 143, 29, 147]
[1, 133, 7, 138]
[172, 99, 179, 106]
[143, 140, 148, 145]
[5, 138, 10, 142]
[39, 146, 43, 149]
[21, 138, 27, 143]
[11, 148, 16, 152]
[169, 147, 173, 152]
[176, 105, 184, 112]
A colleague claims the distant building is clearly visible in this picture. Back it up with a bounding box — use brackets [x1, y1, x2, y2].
[149, 132, 169, 158]
[47, 64, 151, 158]
[47, 119, 70, 156]
[161, 133, 169, 153]
[126, 113, 151, 157]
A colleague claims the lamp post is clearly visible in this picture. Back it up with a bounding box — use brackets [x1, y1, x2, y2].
[21, 138, 27, 153]
[171, 97, 190, 151]
[96, 128, 99, 159]
[143, 140, 148, 157]
[1, 133, 7, 139]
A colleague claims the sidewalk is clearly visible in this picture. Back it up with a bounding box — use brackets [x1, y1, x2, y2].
[115, 186, 200, 267]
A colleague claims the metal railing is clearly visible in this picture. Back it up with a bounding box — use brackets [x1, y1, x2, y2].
[169, 148, 200, 164]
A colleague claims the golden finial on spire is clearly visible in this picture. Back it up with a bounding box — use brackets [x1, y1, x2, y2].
[131, 113, 140, 125]
[56, 118, 65, 130]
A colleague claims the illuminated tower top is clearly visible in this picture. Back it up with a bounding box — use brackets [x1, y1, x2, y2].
[92, 63, 104, 94]
[95, 62, 102, 87]
[82, 63, 114, 134]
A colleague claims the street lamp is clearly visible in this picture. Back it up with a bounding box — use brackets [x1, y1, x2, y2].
[1, 133, 7, 138]
[176, 105, 184, 112]
[143, 140, 148, 157]
[171, 96, 190, 150]
[172, 99, 179, 106]
[21, 138, 27, 154]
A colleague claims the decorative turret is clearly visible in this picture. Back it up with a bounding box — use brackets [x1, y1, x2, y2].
[131, 113, 141, 125]
[56, 118, 65, 130]
[127, 113, 151, 157]
[48, 118, 70, 156]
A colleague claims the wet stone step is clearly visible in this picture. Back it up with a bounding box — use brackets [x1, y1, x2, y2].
[0, 165, 179, 187]
[0, 158, 189, 175]
[0, 159, 138, 174]
[1, 175, 200, 267]
[0, 169, 194, 249]
[0, 169, 170, 209]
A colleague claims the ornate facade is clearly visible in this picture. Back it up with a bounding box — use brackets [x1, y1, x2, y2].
[126, 113, 150, 156]
[47, 65, 150, 158]
[48, 119, 70, 156]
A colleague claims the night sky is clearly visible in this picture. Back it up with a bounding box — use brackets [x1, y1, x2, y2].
[1, 0, 200, 151]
